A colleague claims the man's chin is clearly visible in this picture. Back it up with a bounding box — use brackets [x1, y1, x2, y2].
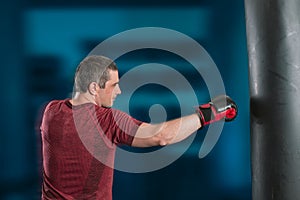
[101, 102, 113, 108]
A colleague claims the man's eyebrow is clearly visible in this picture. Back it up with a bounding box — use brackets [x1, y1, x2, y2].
[112, 81, 119, 85]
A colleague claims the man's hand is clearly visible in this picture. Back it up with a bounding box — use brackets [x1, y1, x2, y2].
[196, 95, 238, 128]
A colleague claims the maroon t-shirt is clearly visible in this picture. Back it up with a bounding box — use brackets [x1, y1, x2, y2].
[40, 99, 142, 200]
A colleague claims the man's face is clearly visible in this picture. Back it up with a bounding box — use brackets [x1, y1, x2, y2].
[96, 70, 121, 107]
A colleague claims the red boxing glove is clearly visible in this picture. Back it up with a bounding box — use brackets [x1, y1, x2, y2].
[196, 95, 238, 128]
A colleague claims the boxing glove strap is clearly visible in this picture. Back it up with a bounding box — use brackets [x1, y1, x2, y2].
[196, 103, 215, 128]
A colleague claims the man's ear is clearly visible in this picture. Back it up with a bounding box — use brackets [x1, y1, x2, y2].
[88, 82, 98, 95]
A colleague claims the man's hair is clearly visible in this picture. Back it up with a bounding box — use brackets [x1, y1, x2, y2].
[74, 55, 118, 93]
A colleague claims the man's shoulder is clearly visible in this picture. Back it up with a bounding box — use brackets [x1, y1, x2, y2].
[47, 99, 66, 106]
[96, 106, 127, 116]
[44, 99, 69, 112]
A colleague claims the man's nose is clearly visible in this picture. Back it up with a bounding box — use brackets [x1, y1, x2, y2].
[116, 85, 121, 95]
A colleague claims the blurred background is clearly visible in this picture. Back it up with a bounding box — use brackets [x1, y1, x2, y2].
[0, 0, 250, 199]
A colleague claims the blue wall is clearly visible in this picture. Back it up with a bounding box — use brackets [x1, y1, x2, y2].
[0, 0, 250, 199]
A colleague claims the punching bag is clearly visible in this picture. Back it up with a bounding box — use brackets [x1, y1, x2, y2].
[244, 0, 300, 199]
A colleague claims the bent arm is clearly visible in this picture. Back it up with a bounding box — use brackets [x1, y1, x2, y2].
[131, 113, 201, 147]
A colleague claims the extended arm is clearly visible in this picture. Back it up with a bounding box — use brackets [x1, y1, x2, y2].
[132, 113, 201, 147]
[131, 95, 237, 148]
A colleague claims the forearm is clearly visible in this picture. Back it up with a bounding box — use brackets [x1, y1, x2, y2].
[132, 114, 201, 147]
[159, 113, 201, 145]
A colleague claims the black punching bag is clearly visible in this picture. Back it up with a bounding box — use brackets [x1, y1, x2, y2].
[244, 0, 300, 199]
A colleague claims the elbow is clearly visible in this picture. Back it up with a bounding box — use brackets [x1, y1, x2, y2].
[137, 123, 176, 147]
[156, 137, 168, 146]
[152, 131, 173, 146]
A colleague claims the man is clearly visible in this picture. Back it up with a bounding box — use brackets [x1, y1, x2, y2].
[40, 55, 237, 199]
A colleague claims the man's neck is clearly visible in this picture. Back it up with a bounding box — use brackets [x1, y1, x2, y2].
[70, 92, 96, 106]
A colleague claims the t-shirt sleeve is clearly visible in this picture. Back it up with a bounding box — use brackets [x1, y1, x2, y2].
[98, 108, 143, 146]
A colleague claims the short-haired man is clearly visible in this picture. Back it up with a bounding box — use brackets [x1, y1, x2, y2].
[40, 55, 237, 199]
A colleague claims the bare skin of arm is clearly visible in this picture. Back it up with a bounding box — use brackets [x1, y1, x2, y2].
[132, 113, 201, 147]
